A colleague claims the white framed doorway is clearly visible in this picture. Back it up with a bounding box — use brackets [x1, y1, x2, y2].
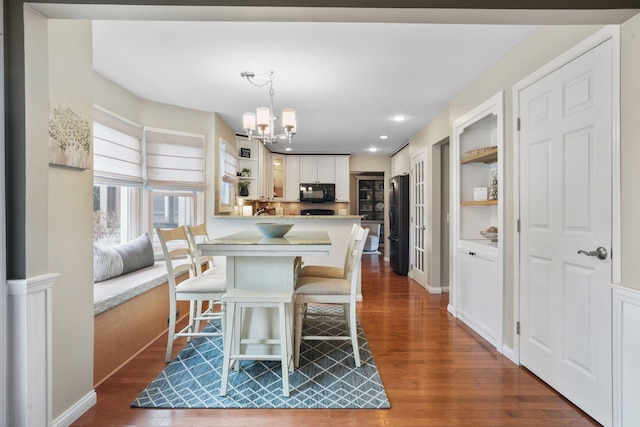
[410, 150, 427, 287]
[513, 26, 621, 427]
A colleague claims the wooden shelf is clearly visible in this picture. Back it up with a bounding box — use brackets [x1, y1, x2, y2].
[461, 146, 498, 164]
[461, 200, 498, 206]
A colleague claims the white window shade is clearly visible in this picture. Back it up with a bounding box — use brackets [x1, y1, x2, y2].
[221, 141, 239, 184]
[93, 108, 143, 185]
[144, 128, 205, 190]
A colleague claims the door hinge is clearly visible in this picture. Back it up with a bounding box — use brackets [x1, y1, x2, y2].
[517, 219, 521, 233]
[516, 321, 520, 335]
[517, 118, 521, 131]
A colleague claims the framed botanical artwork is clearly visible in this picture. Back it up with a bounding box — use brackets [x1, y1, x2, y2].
[240, 148, 251, 158]
[48, 105, 91, 169]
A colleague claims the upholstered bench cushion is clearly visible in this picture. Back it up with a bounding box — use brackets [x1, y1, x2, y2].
[93, 261, 168, 315]
[298, 265, 343, 279]
[295, 276, 350, 295]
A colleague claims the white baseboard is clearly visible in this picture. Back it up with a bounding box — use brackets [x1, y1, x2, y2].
[52, 390, 96, 427]
[447, 304, 457, 317]
[501, 345, 518, 365]
[424, 284, 442, 294]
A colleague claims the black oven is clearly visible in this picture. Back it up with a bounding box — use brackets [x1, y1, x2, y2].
[299, 183, 335, 203]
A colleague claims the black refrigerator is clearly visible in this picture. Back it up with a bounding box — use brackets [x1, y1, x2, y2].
[388, 174, 410, 275]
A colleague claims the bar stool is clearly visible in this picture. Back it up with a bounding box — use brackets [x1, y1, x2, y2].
[220, 288, 294, 397]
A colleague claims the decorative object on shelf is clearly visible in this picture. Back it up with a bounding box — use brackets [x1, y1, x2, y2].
[480, 226, 498, 242]
[240, 147, 251, 158]
[488, 170, 498, 200]
[473, 187, 488, 201]
[241, 168, 252, 177]
[255, 223, 294, 238]
[241, 71, 296, 145]
[462, 146, 498, 164]
[238, 181, 250, 197]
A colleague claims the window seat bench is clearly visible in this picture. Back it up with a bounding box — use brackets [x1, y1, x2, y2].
[93, 261, 192, 387]
[94, 261, 170, 315]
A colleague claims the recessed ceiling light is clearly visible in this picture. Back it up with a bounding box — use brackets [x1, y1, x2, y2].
[368, 147, 378, 152]
[391, 115, 407, 122]
[379, 135, 389, 140]
[285, 147, 292, 151]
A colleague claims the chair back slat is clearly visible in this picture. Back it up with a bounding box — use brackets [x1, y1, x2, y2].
[185, 223, 216, 275]
[341, 223, 361, 273]
[157, 226, 196, 284]
[344, 226, 369, 286]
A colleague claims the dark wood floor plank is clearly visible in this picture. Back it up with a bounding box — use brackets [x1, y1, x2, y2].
[72, 254, 600, 426]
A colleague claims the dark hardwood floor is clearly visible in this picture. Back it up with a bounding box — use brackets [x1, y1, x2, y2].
[73, 253, 600, 426]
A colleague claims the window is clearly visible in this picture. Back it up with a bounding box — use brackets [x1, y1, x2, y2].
[144, 127, 206, 251]
[219, 138, 238, 213]
[149, 190, 200, 251]
[92, 108, 206, 256]
[93, 108, 143, 245]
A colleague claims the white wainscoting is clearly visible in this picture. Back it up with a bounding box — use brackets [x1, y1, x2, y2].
[613, 285, 640, 427]
[8, 273, 58, 427]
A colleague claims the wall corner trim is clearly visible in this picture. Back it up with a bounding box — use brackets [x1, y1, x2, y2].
[7, 273, 59, 295]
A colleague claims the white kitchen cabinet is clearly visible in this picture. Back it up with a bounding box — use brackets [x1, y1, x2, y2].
[259, 146, 272, 199]
[334, 155, 350, 202]
[455, 245, 499, 346]
[450, 92, 504, 352]
[271, 153, 286, 200]
[300, 155, 335, 183]
[284, 155, 300, 201]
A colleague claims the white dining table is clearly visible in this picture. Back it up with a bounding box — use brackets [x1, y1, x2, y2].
[197, 230, 331, 354]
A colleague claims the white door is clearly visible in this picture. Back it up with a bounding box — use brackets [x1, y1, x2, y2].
[410, 151, 427, 286]
[519, 39, 613, 426]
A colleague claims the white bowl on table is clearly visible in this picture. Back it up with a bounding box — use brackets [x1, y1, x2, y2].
[255, 223, 294, 238]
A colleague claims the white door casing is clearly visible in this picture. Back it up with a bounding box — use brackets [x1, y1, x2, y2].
[410, 150, 428, 287]
[518, 37, 614, 427]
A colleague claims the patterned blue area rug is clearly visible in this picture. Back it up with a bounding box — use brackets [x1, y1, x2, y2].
[132, 307, 390, 409]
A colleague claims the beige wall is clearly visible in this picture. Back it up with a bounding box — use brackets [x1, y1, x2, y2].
[620, 13, 640, 291]
[24, 7, 50, 277]
[93, 72, 141, 123]
[47, 19, 95, 418]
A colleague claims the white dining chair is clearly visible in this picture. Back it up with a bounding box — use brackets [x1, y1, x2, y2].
[157, 226, 226, 363]
[297, 223, 360, 279]
[293, 225, 369, 368]
[185, 223, 228, 333]
[185, 223, 226, 277]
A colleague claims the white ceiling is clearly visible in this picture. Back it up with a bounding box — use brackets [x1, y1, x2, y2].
[92, 20, 538, 155]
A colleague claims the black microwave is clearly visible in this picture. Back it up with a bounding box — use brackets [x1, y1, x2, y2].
[299, 183, 335, 203]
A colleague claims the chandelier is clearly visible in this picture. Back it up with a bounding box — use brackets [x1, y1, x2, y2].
[241, 71, 296, 145]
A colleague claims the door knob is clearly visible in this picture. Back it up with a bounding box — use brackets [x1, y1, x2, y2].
[577, 247, 608, 260]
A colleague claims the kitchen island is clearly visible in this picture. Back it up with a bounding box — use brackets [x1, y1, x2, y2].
[209, 215, 363, 298]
